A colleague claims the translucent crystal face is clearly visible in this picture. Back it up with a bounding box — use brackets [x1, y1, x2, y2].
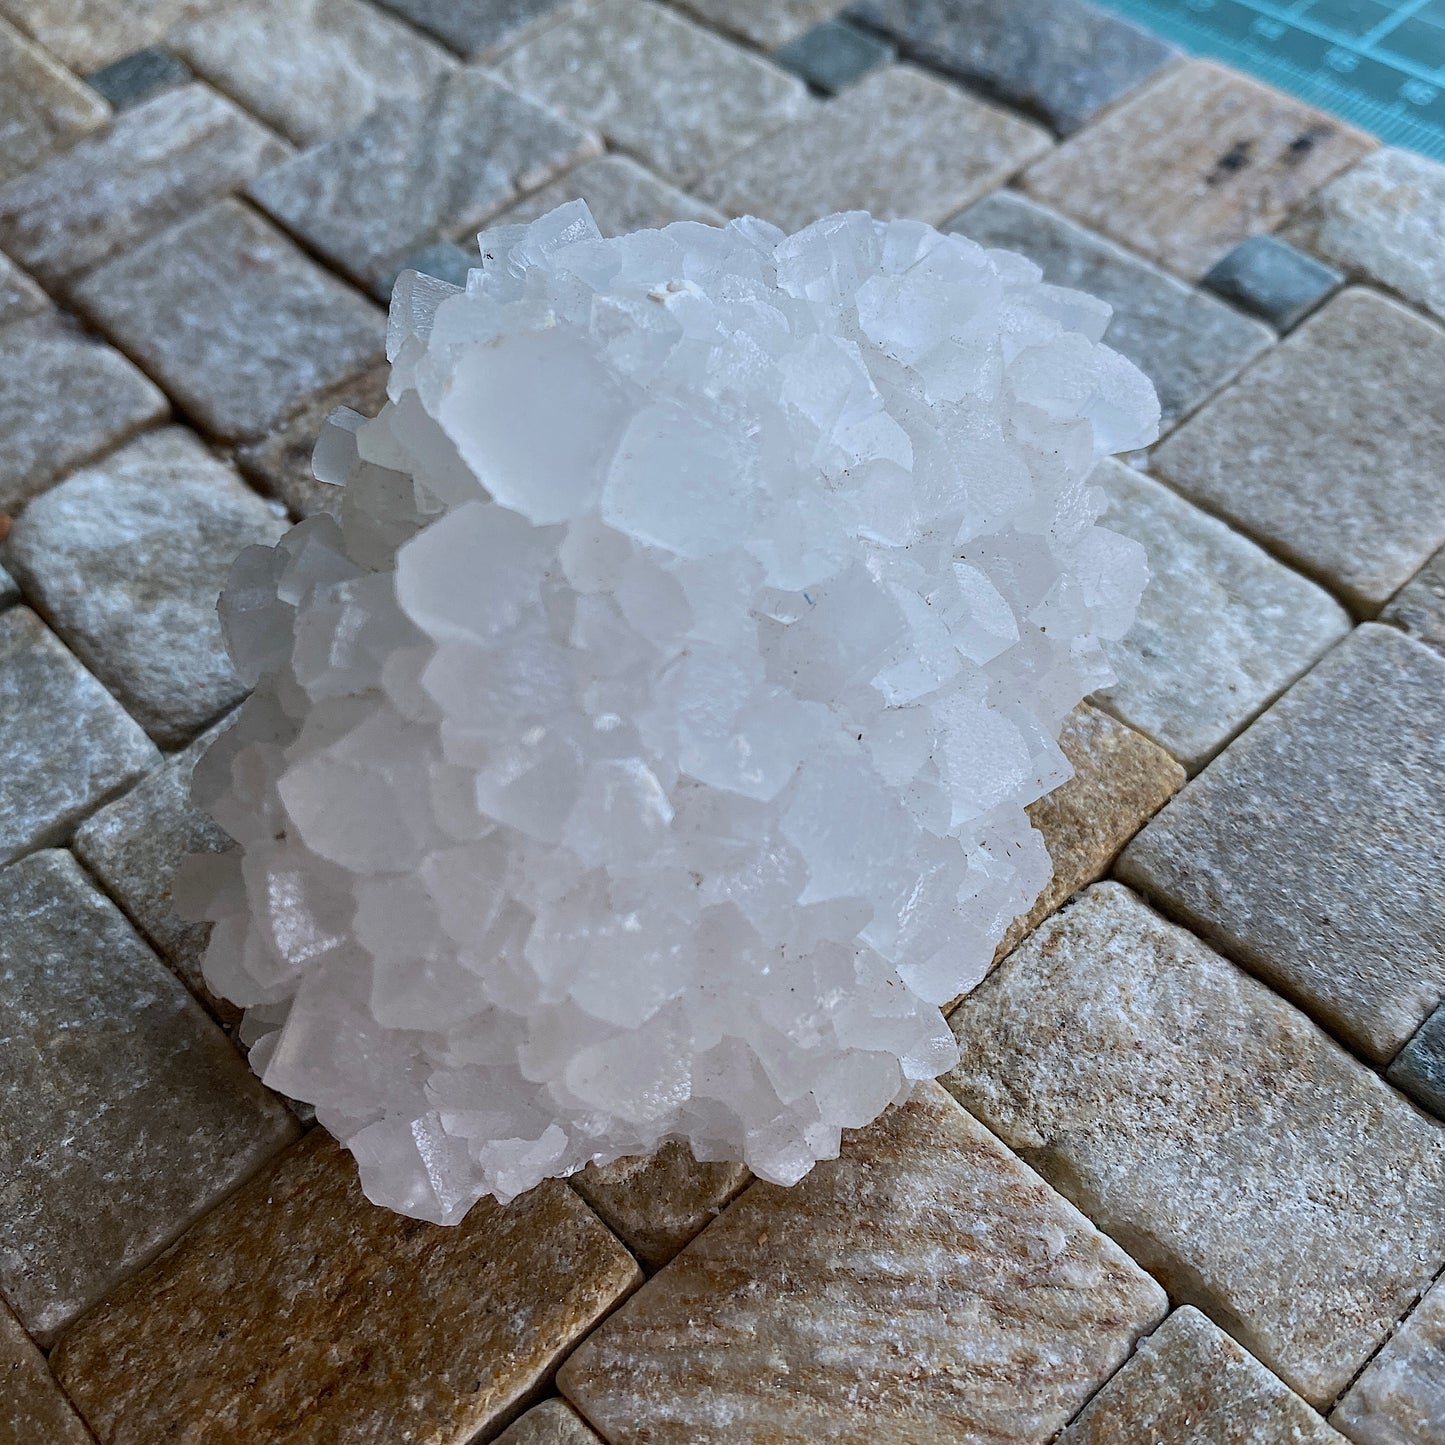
[177, 204, 1156, 1223]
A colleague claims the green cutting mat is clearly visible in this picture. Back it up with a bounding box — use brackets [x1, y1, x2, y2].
[1096, 0, 1445, 158]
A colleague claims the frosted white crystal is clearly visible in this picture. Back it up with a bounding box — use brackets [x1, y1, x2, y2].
[178, 203, 1157, 1223]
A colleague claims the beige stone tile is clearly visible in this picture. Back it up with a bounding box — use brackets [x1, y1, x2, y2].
[946, 882, 1445, 1406]
[0, 0, 215, 73]
[495, 1399, 602, 1444]
[1332, 1276, 1445, 1445]
[1060, 1307, 1345, 1443]
[0, 1296, 94, 1445]
[697, 63, 1050, 232]
[1024, 60, 1374, 278]
[51, 1130, 642, 1445]
[559, 1083, 1166, 1443]
[490, 154, 724, 236]
[0, 15, 108, 186]
[572, 1142, 750, 1272]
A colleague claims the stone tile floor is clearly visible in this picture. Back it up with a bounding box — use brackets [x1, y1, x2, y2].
[0, 1, 1440, 1441]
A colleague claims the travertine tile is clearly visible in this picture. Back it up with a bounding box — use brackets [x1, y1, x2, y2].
[0, 251, 47, 326]
[0, 314, 166, 510]
[235, 365, 389, 519]
[372, 0, 579, 60]
[0, 849, 297, 1346]
[497, 0, 810, 184]
[1384, 547, 1445, 654]
[0, 82, 290, 288]
[1060, 1307, 1345, 1444]
[72, 200, 386, 442]
[171, 0, 455, 147]
[490, 154, 723, 235]
[1025, 61, 1374, 278]
[0, 0, 211, 74]
[0, 1297, 93, 1445]
[51, 1129, 642, 1444]
[4, 429, 285, 746]
[993, 701, 1182, 965]
[1151, 289, 1445, 614]
[698, 64, 1050, 233]
[1089, 458, 1351, 771]
[774, 18, 896, 94]
[559, 1084, 1167, 1443]
[0, 608, 158, 861]
[948, 189, 1273, 430]
[946, 882, 1445, 1406]
[1201, 233, 1342, 332]
[250, 68, 598, 295]
[572, 1142, 750, 1272]
[83, 44, 192, 110]
[675, 0, 842, 50]
[0, 15, 109, 186]
[1332, 1277, 1445, 1445]
[1118, 625, 1445, 1063]
[1388, 1005, 1445, 1121]
[849, 0, 1176, 135]
[495, 1399, 602, 1444]
[1296, 148, 1445, 325]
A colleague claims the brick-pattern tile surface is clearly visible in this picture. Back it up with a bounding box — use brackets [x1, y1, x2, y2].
[0, 1296, 94, 1445]
[1387, 1004, 1445, 1120]
[675, 0, 844, 50]
[492, 153, 724, 235]
[371, 0, 579, 61]
[0, 14, 109, 186]
[1332, 1277, 1445, 1445]
[0, 0, 210, 73]
[1201, 233, 1342, 331]
[85, 44, 193, 110]
[1384, 546, 1445, 655]
[774, 19, 896, 95]
[0, 251, 48, 325]
[495, 1399, 605, 1445]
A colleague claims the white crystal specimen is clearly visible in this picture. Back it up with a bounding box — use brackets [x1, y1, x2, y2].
[178, 204, 1157, 1224]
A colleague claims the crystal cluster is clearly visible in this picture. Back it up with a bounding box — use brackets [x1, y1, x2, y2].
[178, 203, 1157, 1224]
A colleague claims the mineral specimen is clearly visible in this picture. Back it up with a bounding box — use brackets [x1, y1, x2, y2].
[177, 203, 1157, 1223]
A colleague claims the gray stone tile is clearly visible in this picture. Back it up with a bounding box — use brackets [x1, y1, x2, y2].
[0, 250, 48, 326]
[0, 313, 167, 511]
[674, 0, 843, 50]
[3, 428, 286, 746]
[1117, 624, 1445, 1063]
[171, 0, 455, 147]
[1388, 1005, 1445, 1120]
[0, 848, 298, 1346]
[698, 64, 1050, 233]
[1089, 458, 1350, 771]
[775, 18, 896, 94]
[1332, 1277, 1445, 1445]
[1152, 289, 1445, 615]
[371, 0, 580, 60]
[560, 1084, 1167, 1443]
[249, 68, 599, 295]
[0, 82, 290, 288]
[946, 882, 1445, 1407]
[0, 562, 16, 608]
[1060, 1307, 1346, 1444]
[495, 1400, 603, 1444]
[490, 153, 724, 235]
[84, 45, 193, 111]
[0, 1295, 94, 1445]
[73, 715, 237, 1022]
[0, 607, 159, 862]
[1384, 546, 1445, 654]
[496, 0, 810, 184]
[948, 189, 1274, 431]
[1201, 233, 1342, 331]
[72, 200, 386, 443]
[0, 0, 213, 73]
[0, 14, 110, 186]
[847, 0, 1177, 135]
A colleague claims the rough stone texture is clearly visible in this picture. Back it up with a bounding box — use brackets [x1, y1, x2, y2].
[775, 19, 896, 95]
[1024, 61, 1375, 278]
[993, 701, 1183, 966]
[559, 1083, 1167, 1443]
[1296, 148, 1445, 326]
[234, 365, 388, 520]
[0, 849, 298, 1346]
[849, 0, 1176, 135]
[1332, 1278, 1445, 1445]
[73, 715, 237, 1021]
[1151, 288, 1445, 615]
[0, 608, 159, 862]
[0, 0, 213, 73]
[496, 0, 810, 184]
[51, 1129, 643, 1445]
[0, 15, 110, 186]
[372, 0, 579, 60]
[0, 1296, 95, 1445]
[699, 64, 1050, 233]
[674, 0, 842, 49]
[249, 68, 599, 295]
[0, 563, 16, 608]
[0, 314, 166, 510]
[495, 1400, 602, 1445]
[1384, 547, 1445, 654]
[1089, 458, 1351, 771]
[1201, 233, 1342, 332]
[946, 882, 1445, 1407]
[948, 189, 1273, 431]
[83, 44, 193, 111]
[171, 0, 455, 147]
[1059, 1307, 1346, 1444]
[72, 200, 386, 443]
[4, 428, 287, 746]
[1388, 1006, 1445, 1120]
[490, 153, 724, 235]
[1118, 624, 1445, 1063]
[0, 82, 290, 288]
[571, 1143, 751, 1273]
[0, 252, 47, 326]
